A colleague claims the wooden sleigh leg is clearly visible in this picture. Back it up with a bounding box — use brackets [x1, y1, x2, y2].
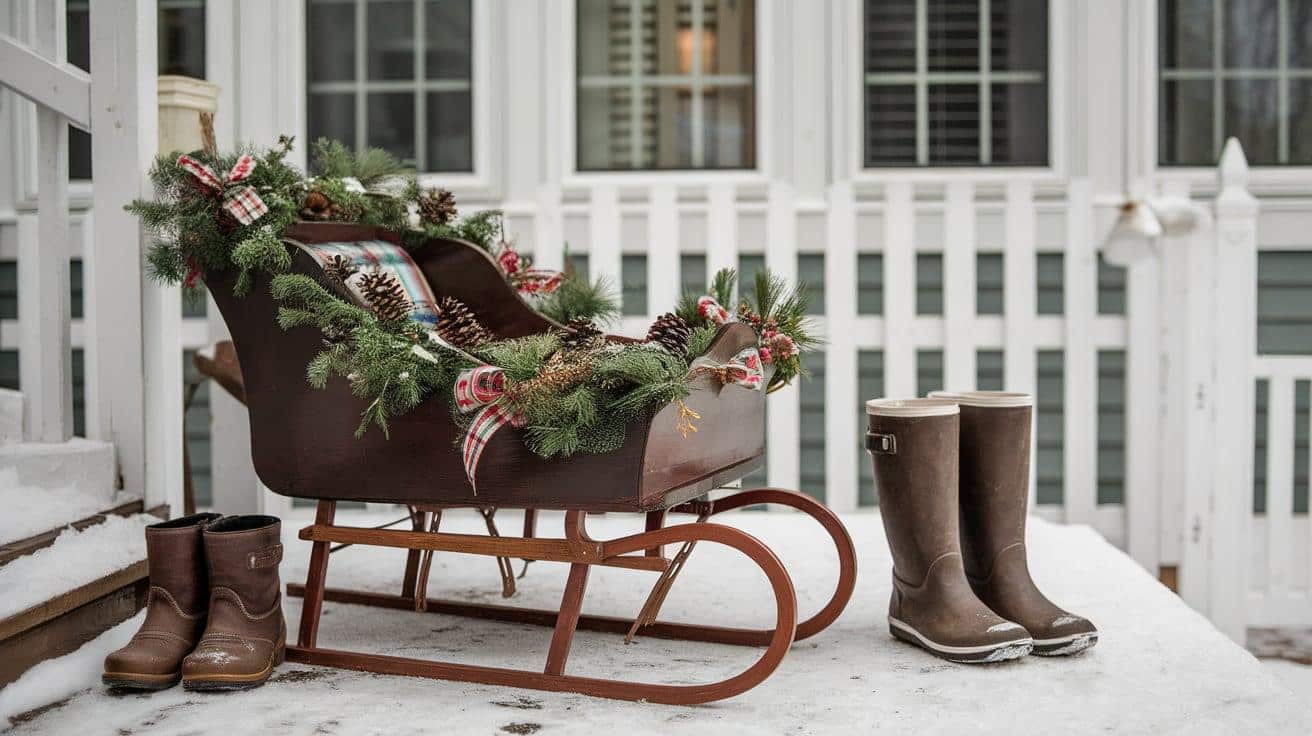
[669, 488, 857, 642]
[298, 501, 337, 648]
[284, 517, 798, 705]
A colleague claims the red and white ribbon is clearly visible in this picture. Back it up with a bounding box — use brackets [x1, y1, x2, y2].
[496, 243, 563, 297]
[690, 347, 764, 390]
[177, 153, 268, 225]
[697, 295, 731, 325]
[453, 365, 524, 493]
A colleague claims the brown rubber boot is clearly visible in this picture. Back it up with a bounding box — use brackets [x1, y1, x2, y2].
[929, 391, 1099, 656]
[103, 512, 223, 690]
[867, 399, 1033, 664]
[182, 515, 286, 690]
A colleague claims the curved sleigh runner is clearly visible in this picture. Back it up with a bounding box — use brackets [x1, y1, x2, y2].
[206, 223, 857, 705]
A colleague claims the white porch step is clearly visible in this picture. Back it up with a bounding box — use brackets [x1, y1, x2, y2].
[0, 389, 22, 445]
[0, 438, 116, 517]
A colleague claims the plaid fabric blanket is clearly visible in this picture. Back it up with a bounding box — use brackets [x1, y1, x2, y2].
[296, 240, 440, 326]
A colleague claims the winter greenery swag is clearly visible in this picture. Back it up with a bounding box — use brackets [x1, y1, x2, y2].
[129, 136, 819, 464]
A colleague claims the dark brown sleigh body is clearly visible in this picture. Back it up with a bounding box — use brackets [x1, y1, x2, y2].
[204, 222, 856, 705]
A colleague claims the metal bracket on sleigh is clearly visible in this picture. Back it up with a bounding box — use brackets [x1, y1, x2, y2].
[284, 489, 856, 705]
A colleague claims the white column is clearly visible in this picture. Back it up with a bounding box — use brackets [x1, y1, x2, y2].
[764, 182, 798, 493]
[824, 181, 858, 512]
[88, 0, 160, 502]
[942, 181, 976, 391]
[882, 182, 917, 399]
[1062, 178, 1098, 525]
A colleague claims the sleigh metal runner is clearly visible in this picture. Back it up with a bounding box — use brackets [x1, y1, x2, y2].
[205, 223, 857, 705]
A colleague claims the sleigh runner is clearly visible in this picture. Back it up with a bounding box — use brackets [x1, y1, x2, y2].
[205, 222, 856, 704]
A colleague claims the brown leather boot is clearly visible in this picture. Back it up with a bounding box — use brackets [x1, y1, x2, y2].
[867, 399, 1033, 663]
[930, 391, 1099, 656]
[103, 512, 223, 690]
[181, 515, 286, 690]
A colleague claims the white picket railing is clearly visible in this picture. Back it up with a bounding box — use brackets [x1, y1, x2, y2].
[1251, 355, 1312, 627]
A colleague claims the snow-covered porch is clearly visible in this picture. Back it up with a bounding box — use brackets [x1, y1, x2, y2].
[4, 508, 1309, 734]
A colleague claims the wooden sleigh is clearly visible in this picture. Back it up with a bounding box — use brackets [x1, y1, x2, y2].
[205, 222, 857, 705]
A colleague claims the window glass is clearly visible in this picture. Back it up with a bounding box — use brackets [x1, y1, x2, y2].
[307, 0, 473, 172]
[1159, 0, 1312, 165]
[576, 0, 756, 170]
[864, 0, 1048, 167]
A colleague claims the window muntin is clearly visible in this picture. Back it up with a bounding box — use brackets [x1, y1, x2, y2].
[306, 0, 473, 173]
[1159, 0, 1312, 165]
[863, 0, 1049, 167]
[576, 0, 756, 171]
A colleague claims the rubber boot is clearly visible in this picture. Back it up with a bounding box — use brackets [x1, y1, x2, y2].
[929, 390, 1099, 656]
[103, 512, 223, 690]
[181, 515, 286, 690]
[867, 398, 1033, 663]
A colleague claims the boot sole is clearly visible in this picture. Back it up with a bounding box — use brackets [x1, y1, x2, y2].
[102, 671, 180, 690]
[182, 633, 286, 692]
[889, 617, 1033, 664]
[1031, 632, 1098, 656]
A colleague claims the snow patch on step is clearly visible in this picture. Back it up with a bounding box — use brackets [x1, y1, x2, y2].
[0, 467, 108, 545]
[0, 514, 152, 621]
[0, 609, 144, 727]
[0, 389, 22, 445]
[0, 438, 115, 507]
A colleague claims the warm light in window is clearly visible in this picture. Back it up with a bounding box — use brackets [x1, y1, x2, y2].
[676, 28, 716, 74]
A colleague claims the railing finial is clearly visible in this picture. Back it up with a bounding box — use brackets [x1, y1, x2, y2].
[1217, 137, 1249, 192]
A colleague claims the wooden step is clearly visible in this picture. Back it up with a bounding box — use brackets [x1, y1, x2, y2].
[0, 499, 165, 567]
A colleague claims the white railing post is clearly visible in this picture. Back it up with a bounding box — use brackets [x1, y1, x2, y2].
[533, 184, 564, 273]
[588, 183, 621, 307]
[1063, 178, 1098, 525]
[19, 0, 74, 443]
[882, 182, 916, 399]
[1004, 181, 1039, 508]
[824, 181, 857, 512]
[88, 0, 163, 505]
[942, 181, 976, 392]
[646, 185, 680, 316]
[763, 182, 799, 492]
[1206, 138, 1258, 642]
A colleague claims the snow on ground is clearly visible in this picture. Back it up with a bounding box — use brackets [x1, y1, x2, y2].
[0, 514, 152, 620]
[0, 611, 144, 725]
[0, 467, 105, 545]
[1263, 659, 1312, 701]
[5, 509, 1311, 735]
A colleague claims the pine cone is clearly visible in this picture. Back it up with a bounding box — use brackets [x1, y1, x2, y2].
[417, 188, 457, 226]
[645, 312, 692, 362]
[301, 190, 333, 220]
[560, 318, 604, 351]
[434, 296, 495, 348]
[322, 254, 357, 284]
[352, 268, 414, 322]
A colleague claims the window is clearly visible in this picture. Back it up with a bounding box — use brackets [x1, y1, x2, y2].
[863, 0, 1048, 167]
[306, 0, 473, 173]
[576, 0, 756, 171]
[66, 0, 207, 180]
[1159, 0, 1312, 165]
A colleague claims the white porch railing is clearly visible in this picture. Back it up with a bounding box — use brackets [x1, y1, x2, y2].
[0, 3, 1290, 639]
[0, 0, 181, 515]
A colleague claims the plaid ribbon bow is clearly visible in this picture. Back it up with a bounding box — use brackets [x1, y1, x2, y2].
[177, 153, 269, 226]
[453, 365, 525, 494]
[697, 295, 731, 325]
[690, 347, 764, 391]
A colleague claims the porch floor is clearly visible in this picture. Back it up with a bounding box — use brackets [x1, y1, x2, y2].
[4, 509, 1310, 735]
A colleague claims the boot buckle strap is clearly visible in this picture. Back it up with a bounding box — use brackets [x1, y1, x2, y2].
[866, 432, 897, 454]
[247, 544, 283, 570]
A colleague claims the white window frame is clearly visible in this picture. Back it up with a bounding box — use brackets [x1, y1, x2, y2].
[295, 0, 498, 197]
[1146, 0, 1312, 194]
[838, 0, 1067, 183]
[558, 0, 773, 185]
